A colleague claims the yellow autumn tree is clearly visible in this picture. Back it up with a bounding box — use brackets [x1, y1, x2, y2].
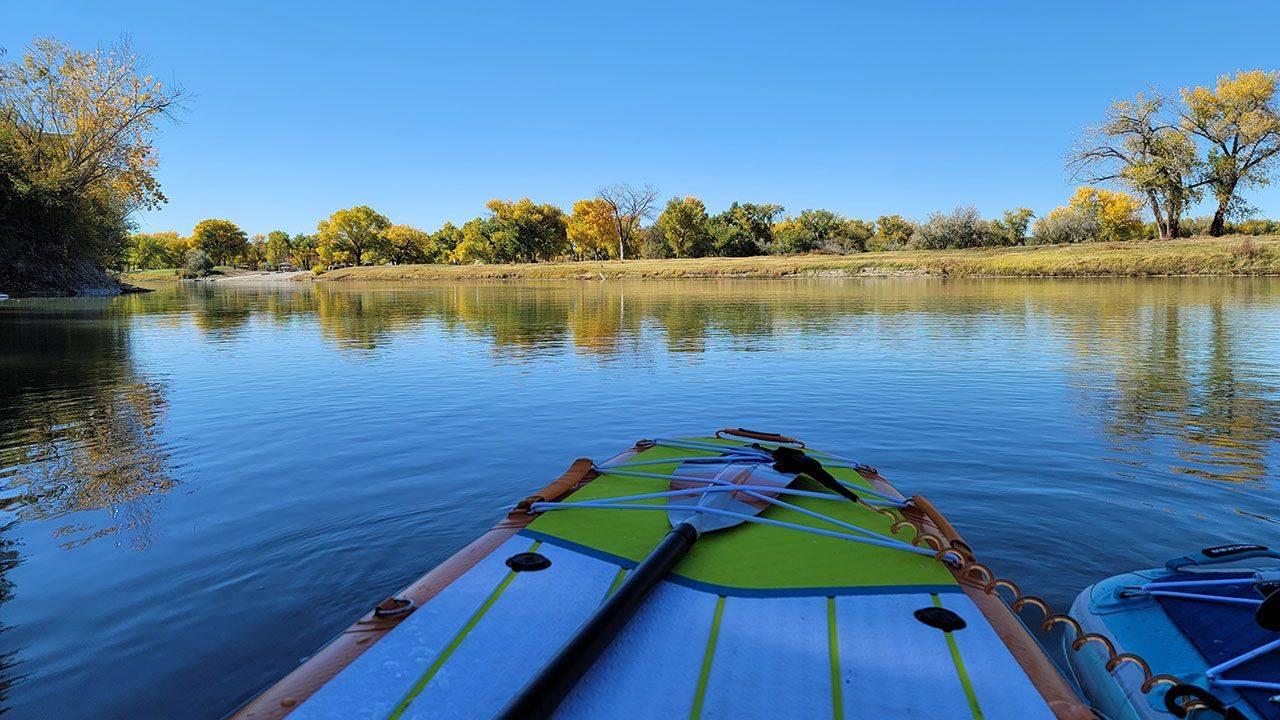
[1068, 187, 1144, 242]
[1181, 70, 1280, 236]
[567, 198, 621, 260]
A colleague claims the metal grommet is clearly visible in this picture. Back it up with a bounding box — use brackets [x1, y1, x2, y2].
[374, 596, 415, 617]
[506, 552, 552, 572]
[914, 607, 966, 632]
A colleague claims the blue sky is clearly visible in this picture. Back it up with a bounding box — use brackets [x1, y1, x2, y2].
[4, 1, 1279, 236]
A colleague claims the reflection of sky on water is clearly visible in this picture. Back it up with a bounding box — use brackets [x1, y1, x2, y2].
[0, 277, 1276, 718]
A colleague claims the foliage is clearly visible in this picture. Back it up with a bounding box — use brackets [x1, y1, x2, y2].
[317, 205, 391, 266]
[657, 196, 713, 258]
[180, 249, 213, 278]
[485, 198, 568, 262]
[637, 225, 671, 259]
[1069, 186, 1144, 241]
[290, 233, 319, 269]
[1234, 218, 1280, 235]
[773, 209, 872, 254]
[264, 230, 292, 267]
[384, 224, 434, 264]
[1070, 92, 1200, 239]
[991, 208, 1034, 246]
[0, 37, 184, 271]
[1181, 70, 1280, 235]
[125, 231, 186, 269]
[869, 215, 915, 251]
[709, 202, 782, 256]
[429, 223, 463, 263]
[450, 217, 500, 264]
[1030, 206, 1099, 244]
[909, 207, 997, 249]
[191, 219, 248, 265]
[567, 198, 619, 260]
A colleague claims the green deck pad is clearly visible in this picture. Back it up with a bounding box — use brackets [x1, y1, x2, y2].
[527, 439, 956, 592]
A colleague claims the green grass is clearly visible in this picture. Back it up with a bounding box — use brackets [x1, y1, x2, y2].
[118, 266, 240, 283]
[314, 236, 1280, 282]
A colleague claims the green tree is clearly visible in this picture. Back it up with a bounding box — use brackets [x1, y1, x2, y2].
[1181, 70, 1280, 236]
[451, 217, 500, 264]
[485, 198, 568, 262]
[317, 205, 391, 266]
[290, 233, 319, 269]
[264, 230, 292, 267]
[384, 224, 433, 264]
[992, 208, 1034, 246]
[430, 223, 463, 263]
[773, 209, 871, 254]
[709, 202, 783, 256]
[125, 231, 186, 269]
[657, 196, 713, 258]
[192, 219, 248, 266]
[873, 215, 916, 248]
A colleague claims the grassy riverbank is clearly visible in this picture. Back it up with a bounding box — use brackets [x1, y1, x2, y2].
[310, 237, 1280, 281]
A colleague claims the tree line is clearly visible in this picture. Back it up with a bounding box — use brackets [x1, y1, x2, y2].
[128, 187, 1280, 273]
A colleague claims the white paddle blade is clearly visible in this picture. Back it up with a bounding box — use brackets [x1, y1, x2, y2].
[666, 463, 793, 533]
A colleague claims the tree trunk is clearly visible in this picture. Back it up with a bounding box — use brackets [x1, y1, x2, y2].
[1147, 192, 1169, 239]
[1209, 205, 1228, 237]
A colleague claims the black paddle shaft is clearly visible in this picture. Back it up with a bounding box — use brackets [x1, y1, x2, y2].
[495, 521, 700, 719]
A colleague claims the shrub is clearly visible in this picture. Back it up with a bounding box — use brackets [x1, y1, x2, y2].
[910, 207, 997, 249]
[772, 210, 871, 254]
[1231, 219, 1280, 236]
[1030, 206, 1099, 244]
[180, 249, 214, 278]
[638, 225, 672, 259]
[991, 208, 1034, 246]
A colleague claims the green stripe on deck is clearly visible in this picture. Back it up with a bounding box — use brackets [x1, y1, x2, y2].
[386, 541, 540, 719]
[827, 597, 844, 720]
[689, 596, 725, 720]
[526, 439, 955, 592]
[933, 593, 984, 720]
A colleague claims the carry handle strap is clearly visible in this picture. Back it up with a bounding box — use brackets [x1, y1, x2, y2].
[1166, 544, 1280, 571]
[715, 427, 804, 447]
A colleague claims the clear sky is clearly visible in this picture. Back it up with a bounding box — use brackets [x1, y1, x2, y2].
[4, 1, 1279, 236]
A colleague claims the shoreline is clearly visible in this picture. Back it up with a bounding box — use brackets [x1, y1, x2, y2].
[117, 237, 1280, 287]
[314, 237, 1280, 282]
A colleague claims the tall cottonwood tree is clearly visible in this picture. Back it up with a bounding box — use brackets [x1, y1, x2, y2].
[0, 37, 186, 265]
[317, 205, 391, 266]
[597, 183, 659, 261]
[1069, 93, 1199, 239]
[1181, 70, 1280, 236]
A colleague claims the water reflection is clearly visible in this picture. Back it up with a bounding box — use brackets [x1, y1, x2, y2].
[108, 277, 1280, 488]
[0, 301, 177, 548]
[0, 278, 1276, 718]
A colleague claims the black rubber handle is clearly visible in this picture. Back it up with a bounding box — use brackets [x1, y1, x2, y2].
[495, 522, 700, 719]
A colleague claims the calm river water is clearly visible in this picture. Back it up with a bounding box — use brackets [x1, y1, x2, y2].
[1, 278, 1278, 718]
